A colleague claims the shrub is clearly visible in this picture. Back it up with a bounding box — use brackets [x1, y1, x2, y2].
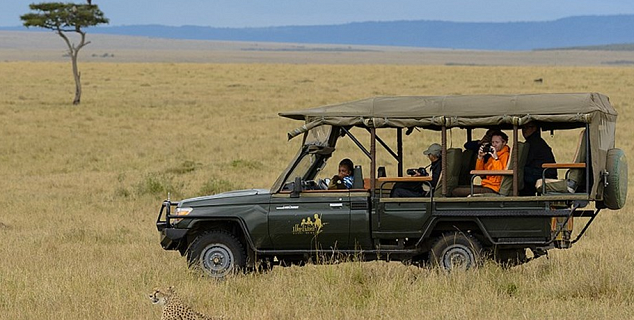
[166, 160, 202, 174]
[200, 178, 237, 195]
[136, 173, 182, 198]
[230, 159, 263, 170]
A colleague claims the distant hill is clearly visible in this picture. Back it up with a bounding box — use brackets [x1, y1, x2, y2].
[4, 15, 634, 51]
[538, 43, 634, 51]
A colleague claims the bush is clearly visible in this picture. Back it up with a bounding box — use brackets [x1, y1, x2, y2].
[166, 160, 202, 174]
[136, 173, 182, 198]
[230, 159, 263, 170]
[200, 178, 237, 195]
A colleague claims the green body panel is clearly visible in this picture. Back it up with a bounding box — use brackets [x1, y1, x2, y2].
[432, 200, 553, 241]
[374, 201, 431, 238]
[179, 190, 272, 249]
[269, 192, 351, 250]
[480, 217, 550, 239]
[349, 192, 373, 248]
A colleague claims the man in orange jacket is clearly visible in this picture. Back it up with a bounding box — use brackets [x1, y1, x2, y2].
[452, 130, 509, 196]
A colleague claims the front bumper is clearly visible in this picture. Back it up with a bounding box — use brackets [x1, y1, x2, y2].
[160, 228, 188, 250]
[156, 200, 188, 250]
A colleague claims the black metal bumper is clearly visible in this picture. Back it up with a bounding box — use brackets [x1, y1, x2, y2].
[160, 228, 188, 250]
[156, 200, 188, 250]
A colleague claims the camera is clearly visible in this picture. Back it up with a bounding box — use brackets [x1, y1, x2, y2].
[406, 167, 428, 176]
[481, 142, 495, 153]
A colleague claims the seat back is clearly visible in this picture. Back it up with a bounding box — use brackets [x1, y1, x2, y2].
[352, 165, 364, 189]
[459, 149, 478, 186]
[377, 166, 386, 178]
[540, 129, 587, 194]
[568, 129, 587, 187]
[499, 142, 529, 196]
[434, 148, 462, 197]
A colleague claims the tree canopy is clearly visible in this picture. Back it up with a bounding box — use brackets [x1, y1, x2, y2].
[21, 2, 109, 32]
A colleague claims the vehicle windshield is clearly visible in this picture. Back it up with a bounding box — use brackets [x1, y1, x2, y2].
[285, 151, 324, 184]
[305, 125, 332, 146]
[271, 126, 334, 192]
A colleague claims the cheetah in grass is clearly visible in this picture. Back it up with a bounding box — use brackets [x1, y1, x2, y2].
[149, 286, 223, 320]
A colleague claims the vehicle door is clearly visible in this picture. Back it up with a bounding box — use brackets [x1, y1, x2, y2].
[269, 190, 351, 251]
[373, 177, 432, 239]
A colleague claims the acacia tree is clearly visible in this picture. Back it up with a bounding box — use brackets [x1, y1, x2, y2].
[21, 2, 108, 105]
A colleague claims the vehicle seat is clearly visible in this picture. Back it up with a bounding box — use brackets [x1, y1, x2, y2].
[468, 143, 525, 197]
[434, 148, 462, 197]
[536, 129, 587, 194]
[377, 166, 386, 178]
[352, 165, 364, 189]
[459, 148, 478, 186]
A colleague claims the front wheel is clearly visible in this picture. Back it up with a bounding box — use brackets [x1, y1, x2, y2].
[430, 232, 483, 271]
[187, 231, 246, 278]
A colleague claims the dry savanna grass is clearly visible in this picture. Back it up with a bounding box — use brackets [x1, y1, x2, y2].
[0, 60, 634, 319]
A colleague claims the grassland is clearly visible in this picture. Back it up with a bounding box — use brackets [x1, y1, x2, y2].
[0, 60, 633, 319]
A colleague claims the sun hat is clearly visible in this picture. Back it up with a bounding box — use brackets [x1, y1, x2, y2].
[423, 143, 442, 156]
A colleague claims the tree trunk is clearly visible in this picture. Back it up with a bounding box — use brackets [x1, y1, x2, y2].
[58, 29, 88, 105]
[71, 52, 81, 105]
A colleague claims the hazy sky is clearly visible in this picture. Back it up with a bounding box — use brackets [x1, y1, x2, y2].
[3, 0, 633, 28]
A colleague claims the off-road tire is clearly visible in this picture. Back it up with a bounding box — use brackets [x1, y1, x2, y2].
[430, 232, 483, 271]
[187, 230, 246, 278]
[603, 148, 628, 210]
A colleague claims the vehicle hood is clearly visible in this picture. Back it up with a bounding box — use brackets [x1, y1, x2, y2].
[179, 189, 271, 207]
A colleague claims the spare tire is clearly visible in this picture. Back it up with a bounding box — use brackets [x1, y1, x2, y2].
[603, 148, 628, 210]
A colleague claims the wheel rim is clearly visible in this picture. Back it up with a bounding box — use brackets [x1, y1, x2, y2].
[441, 244, 474, 270]
[201, 243, 235, 277]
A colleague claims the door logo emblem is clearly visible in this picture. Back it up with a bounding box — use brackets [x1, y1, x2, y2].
[293, 213, 327, 235]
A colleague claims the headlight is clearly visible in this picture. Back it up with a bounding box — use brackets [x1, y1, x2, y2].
[172, 207, 193, 223]
[176, 207, 193, 216]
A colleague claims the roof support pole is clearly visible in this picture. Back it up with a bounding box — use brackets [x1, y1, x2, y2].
[397, 128, 403, 177]
[585, 123, 590, 195]
[370, 127, 377, 198]
[441, 122, 447, 196]
[363, 128, 398, 161]
[513, 123, 519, 196]
[342, 127, 371, 159]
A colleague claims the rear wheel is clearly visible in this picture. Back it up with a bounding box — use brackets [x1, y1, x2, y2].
[187, 231, 246, 278]
[430, 232, 483, 271]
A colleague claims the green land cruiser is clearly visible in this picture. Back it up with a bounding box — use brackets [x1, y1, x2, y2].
[156, 93, 627, 277]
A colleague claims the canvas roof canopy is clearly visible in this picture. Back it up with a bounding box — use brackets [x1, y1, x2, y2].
[280, 93, 616, 135]
[280, 93, 618, 200]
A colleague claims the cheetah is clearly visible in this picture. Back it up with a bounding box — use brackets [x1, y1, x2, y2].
[149, 286, 222, 320]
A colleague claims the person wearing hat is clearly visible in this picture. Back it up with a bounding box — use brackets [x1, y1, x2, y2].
[391, 143, 442, 197]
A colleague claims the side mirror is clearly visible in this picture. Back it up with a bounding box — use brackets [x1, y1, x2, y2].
[291, 176, 302, 198]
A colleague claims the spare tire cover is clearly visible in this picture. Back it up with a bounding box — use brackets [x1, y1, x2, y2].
[604, 148, 628, 210]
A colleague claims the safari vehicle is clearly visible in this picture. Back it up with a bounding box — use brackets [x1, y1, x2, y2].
[156, 93, 627, 277]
